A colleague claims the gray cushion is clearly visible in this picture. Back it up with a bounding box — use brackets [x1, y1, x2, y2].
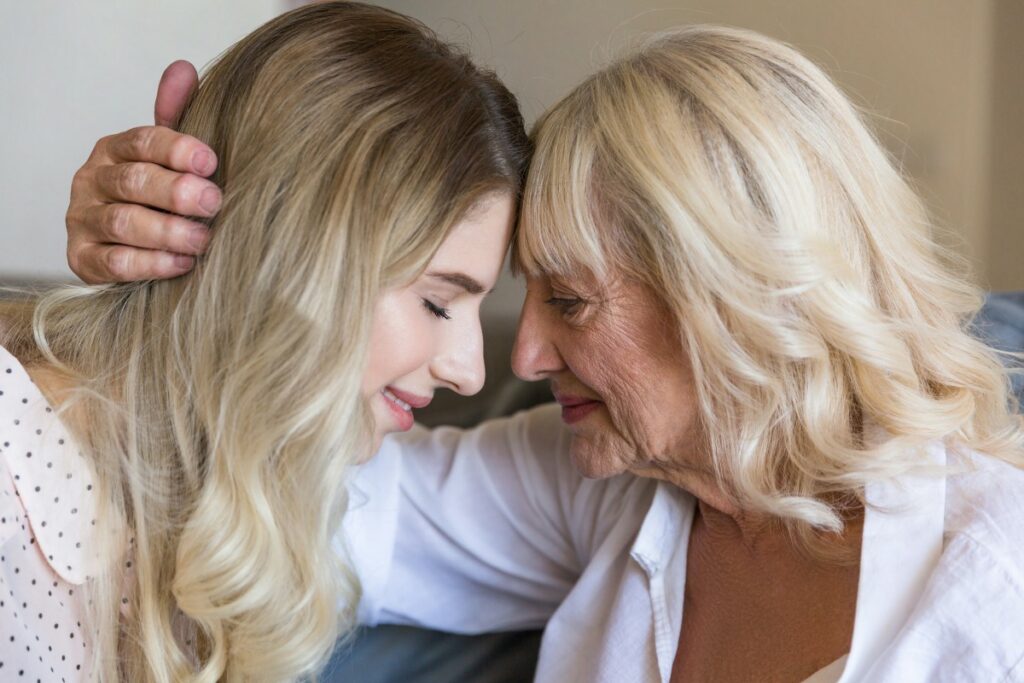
[323, 626, 541, 683]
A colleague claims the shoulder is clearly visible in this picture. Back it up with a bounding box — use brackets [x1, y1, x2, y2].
[0, 343, 100, 584]
[943, 448, 1024, 563]
[906, 449, 1024, 674]
[0, 348, 93, 680]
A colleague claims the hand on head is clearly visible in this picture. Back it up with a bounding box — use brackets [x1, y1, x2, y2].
[65, 60, 218, 283]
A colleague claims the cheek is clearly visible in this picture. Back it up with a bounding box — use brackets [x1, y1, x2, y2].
[362, 293, 432, 395]
[560, 324, 654, 472]
[575, 323, 652, 428]
[567, 317, 697, 465]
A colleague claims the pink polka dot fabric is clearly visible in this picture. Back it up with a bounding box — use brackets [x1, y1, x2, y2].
[0, 346, 98, 681]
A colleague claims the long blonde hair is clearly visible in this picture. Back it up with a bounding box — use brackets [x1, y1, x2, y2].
[3, 2, 528, 680]
[516, 25, 1022, 543]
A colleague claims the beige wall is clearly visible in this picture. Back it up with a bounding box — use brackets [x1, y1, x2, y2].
[988, 0, 1024, 292]
[379, 0, 1022, 303]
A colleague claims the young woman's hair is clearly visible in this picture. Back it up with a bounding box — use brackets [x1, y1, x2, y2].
[515, 25, 1023, 548]
[2, 2, 528, 680]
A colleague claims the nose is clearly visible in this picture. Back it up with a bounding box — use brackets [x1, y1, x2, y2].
[431, 313, 486, 396]
[511, 283, 563, 382]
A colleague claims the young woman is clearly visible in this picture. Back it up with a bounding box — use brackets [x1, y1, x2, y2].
[0, 3, 528, 681]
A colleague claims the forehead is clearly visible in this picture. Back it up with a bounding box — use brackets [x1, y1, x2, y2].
[428, 193, 514, 281]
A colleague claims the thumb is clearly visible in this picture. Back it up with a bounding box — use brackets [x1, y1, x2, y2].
[154, 60, 199, 128]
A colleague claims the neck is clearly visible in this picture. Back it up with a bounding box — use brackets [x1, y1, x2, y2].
[695, 498, 785, 551]
[631, 457, 864, 557]
[24, 361, 75, 406]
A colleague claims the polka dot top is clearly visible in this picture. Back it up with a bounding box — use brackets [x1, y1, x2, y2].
[0, 345, 100, 681]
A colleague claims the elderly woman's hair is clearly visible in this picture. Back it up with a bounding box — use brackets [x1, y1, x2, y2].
[3, 2, 528, 681]
[516, 25, 1022, 544]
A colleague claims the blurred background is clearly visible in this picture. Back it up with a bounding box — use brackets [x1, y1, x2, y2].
[1, 1, 1021, 422]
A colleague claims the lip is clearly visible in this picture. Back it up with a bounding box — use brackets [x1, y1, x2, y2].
[386, 386, 432, 409]
[379, 386, 432, 434]
[553, 392, 602, 425]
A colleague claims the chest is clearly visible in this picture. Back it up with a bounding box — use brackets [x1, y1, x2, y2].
[670, 528, 859, 682]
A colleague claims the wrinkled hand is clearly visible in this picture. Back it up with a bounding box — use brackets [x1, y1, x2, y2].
[65, 60, 222, 283]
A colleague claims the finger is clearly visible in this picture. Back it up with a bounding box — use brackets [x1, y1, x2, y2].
[105, 126, 217, 177]
[93, 162, 222, 217]
[82, 204, 211, 255]
[155, 60, 199, 128]
[74, 244, 195, 284]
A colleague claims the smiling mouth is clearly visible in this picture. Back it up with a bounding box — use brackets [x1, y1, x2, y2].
[380, 388, 415, 432]
[379, 386, 433, 434]
[382, 387, 412, 411]
[553, 391, 603, 425]
[560, 400, 600, 424]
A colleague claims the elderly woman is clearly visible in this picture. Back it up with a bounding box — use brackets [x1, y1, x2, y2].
[64, 25, 1023, 683]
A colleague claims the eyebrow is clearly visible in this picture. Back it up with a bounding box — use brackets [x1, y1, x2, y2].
[426, 271, 489, 295]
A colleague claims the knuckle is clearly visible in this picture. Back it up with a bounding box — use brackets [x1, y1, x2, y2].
[106, 248, 132, 281]
[117, 163, 147, 198]
[163, 215, 186, 243]
[129, 126, 156, 159]
[70, 168, 85, 193]
[168, 134, 191, 165]
[90, 135, 111, 159]
[108, 204, 133, 241]
[169, 175, 195, 214]
[64, 206, 83, 234]
[66, 244, 82, 277]
[69, 168, 93, 205]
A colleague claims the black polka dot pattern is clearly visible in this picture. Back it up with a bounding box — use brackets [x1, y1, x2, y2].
[1, 347, 98, 680]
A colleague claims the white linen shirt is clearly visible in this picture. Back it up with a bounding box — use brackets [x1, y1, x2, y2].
[344, 403, 1024, 683]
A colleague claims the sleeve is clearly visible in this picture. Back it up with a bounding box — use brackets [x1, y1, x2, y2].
[342, 403, 636, 634]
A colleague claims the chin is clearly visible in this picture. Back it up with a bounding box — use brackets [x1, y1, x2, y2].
[569, 436, 630, 479]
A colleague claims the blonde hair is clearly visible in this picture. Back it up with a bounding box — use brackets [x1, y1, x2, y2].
[3, 2, 528, 680]
[516, 25, 1023, 544]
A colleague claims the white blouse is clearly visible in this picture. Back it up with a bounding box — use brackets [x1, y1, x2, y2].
[0, 347, 100, 681]
[345, 403, 1024, 683]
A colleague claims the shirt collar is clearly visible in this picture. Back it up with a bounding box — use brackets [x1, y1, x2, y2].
[626, 443, 947, 683]
[0, 345, 101, 585]
[629, 481, 695, 577]
[839, 441, 947, 682]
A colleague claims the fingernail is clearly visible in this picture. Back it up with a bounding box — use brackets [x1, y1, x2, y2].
[174, 255, 195, 270]
[187, 227, 210, 251]
[192, 150, 216, 175]
[198, 187, 221, 215]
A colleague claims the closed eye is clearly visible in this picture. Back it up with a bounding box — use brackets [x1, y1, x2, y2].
[422, 298, 452, 320]
[545, 297, 582, 313]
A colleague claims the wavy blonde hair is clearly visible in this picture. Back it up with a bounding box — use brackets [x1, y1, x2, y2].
[2, 2, 528, 680]
[515, 25, 1023, 544]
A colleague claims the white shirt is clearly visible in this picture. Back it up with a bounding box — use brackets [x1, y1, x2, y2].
[344, 403, 1024, 683]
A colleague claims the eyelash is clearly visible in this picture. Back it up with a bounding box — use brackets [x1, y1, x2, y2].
[422, 298, 452, 320]
[545, 297, 583, 315]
